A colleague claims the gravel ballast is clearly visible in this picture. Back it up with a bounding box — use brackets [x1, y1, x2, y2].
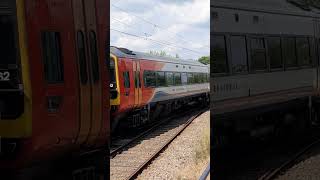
[276, 153, 320, 180]
[137, 110, 210, 180]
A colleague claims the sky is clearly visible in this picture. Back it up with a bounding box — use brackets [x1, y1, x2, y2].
[110, 0, 210, 61]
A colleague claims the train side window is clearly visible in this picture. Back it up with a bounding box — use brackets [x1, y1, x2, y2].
[165, 72, 174, 86]
[144, 71, 156, 87]
[123, 71, 130, 88]
[187, 73, 194, 84]
[174, 72, 181, 85]
[296, 37, 311, 66]
[181, 72, 188, 85]
[77, 31, 88, 84]
[230, 36, 248, 73]
[267, 37, 282, 69]
[41, 31, 64, 83]
[156, 71, 166, 87]
[283, 37, 297, 68]
[212, 35, 228, 74]
[250, 37, 266, 71]
[309, 38, 317, 66]
[89, 31, 100, 82]
[194, 73, 199, 83]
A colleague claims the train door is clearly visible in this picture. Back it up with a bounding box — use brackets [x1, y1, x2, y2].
[83, 0, 102, 145]
[133, 60, 142, 107]
[73, 0, 101, 144]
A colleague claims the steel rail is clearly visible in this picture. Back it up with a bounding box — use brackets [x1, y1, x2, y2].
[126, 110, 206, 180]
[258, 138, 320, 180]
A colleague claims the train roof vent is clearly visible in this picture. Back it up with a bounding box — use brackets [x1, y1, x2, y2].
[118, 47, 136, 55]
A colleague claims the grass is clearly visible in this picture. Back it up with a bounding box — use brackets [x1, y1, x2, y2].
[176, 123, 210, 180]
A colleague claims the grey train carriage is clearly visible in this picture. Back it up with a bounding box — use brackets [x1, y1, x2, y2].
[211, 0, 320, 143]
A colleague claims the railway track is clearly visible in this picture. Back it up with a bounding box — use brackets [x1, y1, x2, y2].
[259, 138, 320, 180]
[212, 126, 320, 180]
[110, 108, 206, 180]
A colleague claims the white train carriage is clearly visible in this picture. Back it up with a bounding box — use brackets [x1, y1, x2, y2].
[211, 0, 320, 139]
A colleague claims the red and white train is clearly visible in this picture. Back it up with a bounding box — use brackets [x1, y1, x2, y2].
[110, 46, 210, 131]
[0, 0, 109, 178]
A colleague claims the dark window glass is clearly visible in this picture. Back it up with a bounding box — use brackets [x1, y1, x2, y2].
[144, 71, 156, 87]
[296, 37, 311, 66]
[165, 72, 174, 86]
[283, 37, 297, 67]
[250, 37, 266, 70]
[194, 73, 199, 83]
[187, 73, 194, 84]
[156, 71, 166, 87]
[89, 31, 99, 82]
[267, 37, 282, 69]
[309, 38, 316, 66]
[174, 72, 181, 85]
[230, 36, 248, 73]
[0, 15, 16, 65]
[134, 71, 141, 88]
[77, 31, 88, 84]
[41, 31, 64, 83]
[212, 35, 228, 73]
[234, 14, 239, 22]
[123, 71, 130, 88]
[181, 72, 187, 85]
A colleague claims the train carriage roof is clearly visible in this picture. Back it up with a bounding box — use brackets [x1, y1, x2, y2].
[110, 46, 208, 67]
[212, 0, 320, 17]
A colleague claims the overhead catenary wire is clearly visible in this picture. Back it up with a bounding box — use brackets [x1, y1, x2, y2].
[111, 28, 201, 59]
[111, 28, 204, 56]
[111, 3, 210, 49]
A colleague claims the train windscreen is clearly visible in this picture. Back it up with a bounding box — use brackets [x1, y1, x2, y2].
[110, 56, 117, 99]
[0, 12, 24, 120]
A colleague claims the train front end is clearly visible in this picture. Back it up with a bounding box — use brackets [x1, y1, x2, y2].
[0, 0, 32, 171]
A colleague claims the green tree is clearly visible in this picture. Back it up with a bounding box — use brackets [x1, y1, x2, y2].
[149, 50, 179, 59]
[198, 56, 210, 65]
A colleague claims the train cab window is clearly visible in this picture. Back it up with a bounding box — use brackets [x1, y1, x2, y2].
[174, 72, 182, 85]
[123, 71, 130, 88]
[156, 71, 166, 87]
[0, 15, 17, 66]
[250, 37, 266, 71]
[267, 37, 283, 69]
[283, 37, 297, 68]
[181, 72, 188, 85]
[110, 57, 117, 93]
[144, 71, 156, 87]
[41, 31, 64, 83]
[187, 73, 194, 84]
[89, 31, 100, 82]
[165, 72, 174, 86]
[230, 36, 248, 73]
[77, 31, 88, 84]
[212, 35, 228, 74]
[296, 37, 311, 66]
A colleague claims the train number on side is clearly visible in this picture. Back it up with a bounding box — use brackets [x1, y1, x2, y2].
[0, 71, 10, 81]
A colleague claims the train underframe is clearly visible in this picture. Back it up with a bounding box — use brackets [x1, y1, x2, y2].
[212, 96, 320, 148]
[111, 93, 209, 133]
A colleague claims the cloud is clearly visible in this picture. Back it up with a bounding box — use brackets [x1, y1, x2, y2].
[111, 0, 210, 60]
